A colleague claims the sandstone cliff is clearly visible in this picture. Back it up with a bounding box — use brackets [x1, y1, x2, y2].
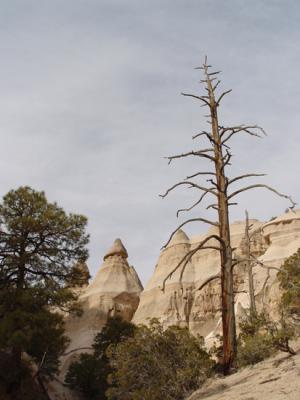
[133, 210, 300, 342]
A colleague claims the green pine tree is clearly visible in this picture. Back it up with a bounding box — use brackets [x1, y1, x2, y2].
[0, 186, 89, 397]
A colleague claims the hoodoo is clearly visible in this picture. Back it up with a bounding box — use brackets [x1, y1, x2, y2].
[86, 238, 142, 296]
[55, 239, 143, 397]
[133, 229, 195, 328]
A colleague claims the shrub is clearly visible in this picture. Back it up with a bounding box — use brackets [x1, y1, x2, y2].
[65, 354, 106, 399]
[65, 316, 136, 400]
[277, 248, 300, 321]
[106, 319, 214, 400]
[237, 333, 275, 367]
[237, 310, 296, 368]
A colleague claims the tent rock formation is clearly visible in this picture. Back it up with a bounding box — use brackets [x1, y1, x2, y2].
[133, 210, 300, 342]
[52, 210, 300, 398]
[51, 239, 143, 399]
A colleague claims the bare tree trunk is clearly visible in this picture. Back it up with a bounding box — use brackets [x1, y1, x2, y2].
[206, 71, 236, 374]
[244, 210, 257, 316]
[37, 375, 52, 400]
[11, 256, 26, 387]
[220, 245, 236, 374]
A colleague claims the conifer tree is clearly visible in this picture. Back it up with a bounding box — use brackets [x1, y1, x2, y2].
[0, 186, 89, 394]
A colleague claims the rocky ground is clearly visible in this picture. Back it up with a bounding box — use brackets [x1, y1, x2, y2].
[188, 344, 300, 400]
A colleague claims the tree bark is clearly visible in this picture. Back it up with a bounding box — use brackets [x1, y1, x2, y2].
[12, 247, 27, 381]
[245, 210, 257, 316]
[206, 70, 237, 374]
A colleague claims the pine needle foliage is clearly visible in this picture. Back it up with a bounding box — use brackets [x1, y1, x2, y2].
[106, 319, 213, 400]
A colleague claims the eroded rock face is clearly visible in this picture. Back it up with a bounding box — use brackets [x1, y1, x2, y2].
[52, 211, 300, 399]
[133, 229, 195, 329]
[55, 239, 143, 397]
[133, 210, 300, 341]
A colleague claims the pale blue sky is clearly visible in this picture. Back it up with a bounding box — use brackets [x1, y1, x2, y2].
[0, 0, 299, 284]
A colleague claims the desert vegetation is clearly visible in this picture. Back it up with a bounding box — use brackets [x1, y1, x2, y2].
[66, 318, 213, 400]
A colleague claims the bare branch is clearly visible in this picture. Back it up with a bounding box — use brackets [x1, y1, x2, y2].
[206, 178, 220, 190]
[213, 80, 221, 91]
[261, 265, 271, 308]
[178, 246, 221, 283]
[228, 184, 297, 209]
[200, 77, 217, 83]
[181, 92, 211, 107]
[254, 256, 300, 290]
[160, 181, 218, 199]
[192, 131, 216, 145]
[165, 150, 216, 164]
[251, 256, 285, 275]
[63, 347, 93, 357]
[206, 203, 219, 211]
[177, 191, 211, 217]
[197, 274, 221, 291]
[231, 258, 246, 270]
[223, 149, 232, 167]
[161, 234, 224, 291]
[208, 71, 221, 76]
[162, 218, 219, 249]
[185, 172, 216, 180]
[221, 125, 266, 144]
[228, 173, 266, 186]
[217, 89, 232, 105]
[192, 131, 213, 140]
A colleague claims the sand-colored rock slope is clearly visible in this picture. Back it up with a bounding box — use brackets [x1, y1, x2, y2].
[133, 210, 300, 341]
[188, 344, 300, 400]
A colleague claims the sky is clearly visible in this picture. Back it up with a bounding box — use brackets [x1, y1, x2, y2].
[0, 0, 299, 285]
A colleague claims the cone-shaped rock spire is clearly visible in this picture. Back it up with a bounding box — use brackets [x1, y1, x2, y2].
[168, 229, 190, 247]
[84, 238, 142, 296]
[104, 238, 128, 260]
[60, 238, 143, 393]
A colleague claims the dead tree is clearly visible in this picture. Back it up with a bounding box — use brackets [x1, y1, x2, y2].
[242, 210, 272, 313]
[244, 210, 257, 316]
[160, 57, 296, 374]
[242, 211, 296, 313]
